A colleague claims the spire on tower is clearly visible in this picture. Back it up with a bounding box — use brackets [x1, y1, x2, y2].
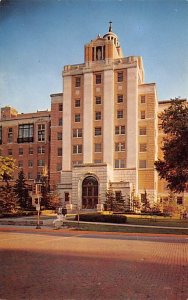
[109, 21, 112, 32]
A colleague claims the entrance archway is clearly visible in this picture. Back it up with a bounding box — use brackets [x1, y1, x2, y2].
[82, 176, 98, 209]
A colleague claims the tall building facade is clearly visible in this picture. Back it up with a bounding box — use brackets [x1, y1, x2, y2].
[57, 24, 160, 210]
[1, 24, 187, 210]
[0, 106, 51, 204]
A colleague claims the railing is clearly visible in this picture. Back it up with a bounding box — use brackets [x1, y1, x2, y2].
[17, 137, 34, 143]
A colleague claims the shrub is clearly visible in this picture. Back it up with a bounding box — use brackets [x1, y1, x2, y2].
[75, 213, 127, 224]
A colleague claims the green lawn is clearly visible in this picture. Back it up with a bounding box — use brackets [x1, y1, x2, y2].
[126, 215, 188, 228]
[64, 213, 188, 235]
[64, 221, 188, 235]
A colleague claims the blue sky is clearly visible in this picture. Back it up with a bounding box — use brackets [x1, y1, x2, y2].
[0, 0, 188, 113]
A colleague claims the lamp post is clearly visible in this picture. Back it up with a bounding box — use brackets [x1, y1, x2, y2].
[36, 201, 41, 229]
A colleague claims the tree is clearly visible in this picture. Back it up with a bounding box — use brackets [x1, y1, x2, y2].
[40, 166, 50, 208]
[155, 98, 188, 193]
[47, 190, 62, 209]
[105, 182, 126, 212]
[0, 185, 18, 213]
[141, 190, 151, 213]
[105, 183, 115, 211]
[14, 170, 31, 209]
[114, 191, 126, 212]
[0, 155, 17, 186]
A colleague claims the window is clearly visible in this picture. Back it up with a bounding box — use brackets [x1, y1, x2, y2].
[59, 103, 63, 111]
[96, 74, 101, 84]
[117, 95, 123, 103]
[57, 132, 62, 140]
[73, 128, 82, 138]
[95, 127, 102, 136]
[29, 147, 33, 154]
[38, 146, 45, 154]
[95, 112, 101, 120]
[18, 124, 34, 143]
[139, 160, 147, 168]
[95, 143, 102, 152]
[56, 163, 62, 171]
[75, 114, 80, 122]
[141, 111, 146, 119]
[117, 72, 123, 82]
[58, 147, 62, 156]
[8, 128, 13, 143]
[117, 110, 123, 118]
[73, 144, 82, 154]
[59, 118, 63, 126]
[28, 160, 33, 167]
[72, 160, 83, 165]
[115, 191, 122, 201]
[8, 149, 13, 155]
[18, 161, 23, 168]
[75, 99, 80, 107]
[19, 148, 23, 155]
[139, 127, 147, 135]
[28, 172, 33, 179]
[140, 143, 147, 152]
[0, 126, 2, 144]
[65, 192, 69, 202]
[115, 126, 125, 135]
[94, 159, 102, 164]
[38, 124, 45, 141]
[115, 142, 125, 152]
[75, 77, 81, 87]
[96, 96, 101, 105]
[141, 95, 146, 103]
[38, 159, 45, 167]
[115, 159, 125, 168]
[177, 197, 183, 205]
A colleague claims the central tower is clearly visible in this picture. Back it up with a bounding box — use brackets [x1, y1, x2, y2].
[59, 23, 157, 211]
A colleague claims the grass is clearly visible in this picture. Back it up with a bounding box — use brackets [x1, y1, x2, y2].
[126, 215, 188, 228]
[64, 212, 188, 235]
[64, 221, 188, 235]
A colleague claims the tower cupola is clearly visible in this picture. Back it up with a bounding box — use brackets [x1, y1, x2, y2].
[103, 21, 120, 47]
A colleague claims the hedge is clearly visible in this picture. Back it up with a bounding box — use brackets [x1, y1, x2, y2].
[75, 213, 127, 224]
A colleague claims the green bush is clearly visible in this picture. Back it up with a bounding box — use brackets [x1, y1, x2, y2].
[75, 213, 127, 224]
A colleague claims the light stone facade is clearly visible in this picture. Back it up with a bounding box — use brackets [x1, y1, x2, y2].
[51, 24, 188, 210]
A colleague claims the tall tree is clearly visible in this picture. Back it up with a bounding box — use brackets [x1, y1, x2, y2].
[40, 166, 50, 208]
[14, 170, 31, 209]
[155, 98, 188, 193]
[0, 186, 18, 213]
[0, 155, 17, 186]
[105, 183, 116, 211]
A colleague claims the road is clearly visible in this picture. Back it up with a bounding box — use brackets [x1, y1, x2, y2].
[0, 228, 188, 300]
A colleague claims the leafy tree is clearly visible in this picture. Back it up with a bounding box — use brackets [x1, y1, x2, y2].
[40, 166, 50, 208]
[161, 192, 179, 216]
[155, 98, 188, 193]
[14, 170, 31, 209]
[0, 155, 17, 186]
[0, 185, 18, 213]
[47, 190, 62, 209]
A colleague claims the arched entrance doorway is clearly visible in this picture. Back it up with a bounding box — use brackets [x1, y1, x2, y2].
[82, 176, 98, 209]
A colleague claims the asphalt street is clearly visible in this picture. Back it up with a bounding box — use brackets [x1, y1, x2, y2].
[0, 228, 188, 300]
